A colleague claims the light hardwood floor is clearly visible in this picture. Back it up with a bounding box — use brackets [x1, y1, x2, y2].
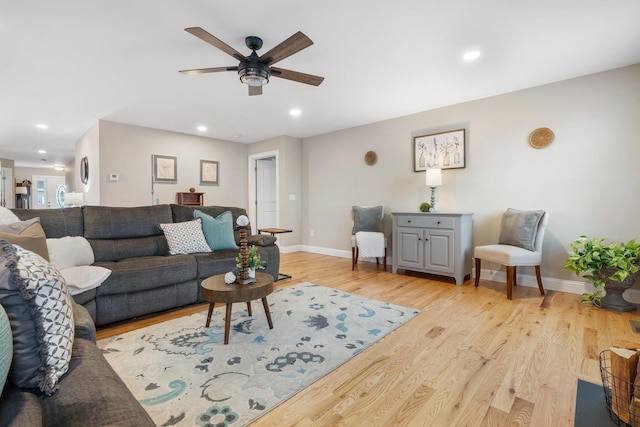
[96, 252, 640, 426]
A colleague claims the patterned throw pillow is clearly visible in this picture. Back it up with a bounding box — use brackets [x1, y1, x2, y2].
[0, 303, 12, 392]
[160, 218, 212, 255]
[2, 242, 75, 395]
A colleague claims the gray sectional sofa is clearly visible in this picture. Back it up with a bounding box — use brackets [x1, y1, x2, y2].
[0, 203, 280, 426]
[13, 203, 280, 326]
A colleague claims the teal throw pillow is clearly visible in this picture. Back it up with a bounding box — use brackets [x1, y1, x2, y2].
[0, 303, 12, 392]
[195, 210, 239, 251]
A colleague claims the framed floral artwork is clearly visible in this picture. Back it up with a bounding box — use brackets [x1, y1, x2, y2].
[153, 154, 177, 183]
[414, 129, 465, 171]
[200, 160, 219, 185]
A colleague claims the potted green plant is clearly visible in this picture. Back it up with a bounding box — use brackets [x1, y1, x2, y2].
[236, 245, 265, 278]
[564, 235, 640, 311]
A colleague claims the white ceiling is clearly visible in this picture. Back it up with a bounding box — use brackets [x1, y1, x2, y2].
[2, 1, 640, 168]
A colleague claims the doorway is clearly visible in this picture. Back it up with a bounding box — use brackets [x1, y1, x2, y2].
[248, 151, 279, 233]
[31, 175, 65, 209]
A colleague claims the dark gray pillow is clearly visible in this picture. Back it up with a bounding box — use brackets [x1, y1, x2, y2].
[352, 206, 383, 234]
[498, 208, 545, 251]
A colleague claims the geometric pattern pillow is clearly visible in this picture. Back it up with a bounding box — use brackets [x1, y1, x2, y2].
[0, 303, 12, 393]
[8, 243, 75, 395]
[160, 218, 212, 255]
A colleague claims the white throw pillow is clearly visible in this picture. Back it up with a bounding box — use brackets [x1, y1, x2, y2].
[60, 265, 111, 296]
[46, 236, 95, 271]
[0, 207, 19, 225]
[160, 218, 212, 255]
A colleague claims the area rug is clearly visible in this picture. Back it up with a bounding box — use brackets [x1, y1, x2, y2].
[97, 283, 419, 426]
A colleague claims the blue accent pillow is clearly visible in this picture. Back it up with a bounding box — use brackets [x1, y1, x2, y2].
[0, 303, 12, 393]
[194, 210, 239, 251]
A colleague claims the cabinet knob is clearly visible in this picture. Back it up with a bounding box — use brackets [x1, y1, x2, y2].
[437, 221, 441, 224]
[408, 220, 411, 223]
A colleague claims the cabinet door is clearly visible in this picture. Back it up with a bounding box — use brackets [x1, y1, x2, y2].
[424, 229, 454, 274]
[396, 227, 423, 269]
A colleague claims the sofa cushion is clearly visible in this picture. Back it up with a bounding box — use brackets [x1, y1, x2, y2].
[498, 208, 545, 251]
[94, 254, 197, 296]
[195, 210, 239, 250]
[0, 242, 75, 395]
[160, 218, 211, 255]
[89, 235, 169, 262]
[0, 217, 49, 260]
[0, 382, 43, 426]
[46, 236, 94, 270]
[41, 338, 155, 427]
[83, 205, 173, 239]
[12, 208, 84, 238]
[0, 303, 12, 393]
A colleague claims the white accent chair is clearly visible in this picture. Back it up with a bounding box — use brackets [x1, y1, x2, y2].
[351, 206, 387, 271]
[474, 209, 548, 300]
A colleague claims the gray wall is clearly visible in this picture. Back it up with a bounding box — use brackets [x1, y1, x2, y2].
[301, 64, 640, 290]
[97, 121, 249, 207]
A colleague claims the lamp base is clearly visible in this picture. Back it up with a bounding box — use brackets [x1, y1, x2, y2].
[430, 186, 437, 212]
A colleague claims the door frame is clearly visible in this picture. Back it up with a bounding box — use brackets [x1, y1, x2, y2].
[248, 150, 280, 234]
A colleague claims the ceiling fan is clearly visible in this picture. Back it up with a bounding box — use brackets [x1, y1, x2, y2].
[179, 28, 324, 96]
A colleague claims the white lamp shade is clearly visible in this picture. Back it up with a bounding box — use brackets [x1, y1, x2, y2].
[64, 192, 85, 206]
[425, 169, 442, 186]
[15, 187, 28, 195]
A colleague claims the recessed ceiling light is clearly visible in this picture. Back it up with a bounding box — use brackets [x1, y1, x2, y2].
[233, 134, 243, 138]
[53, 165, 65, 171]
[36, 123, 49, 129]
[38, 149, 47, 154]
[290, 109, 302, 117]
[196, 125, 207, 132]
[463, 51, 481, 61]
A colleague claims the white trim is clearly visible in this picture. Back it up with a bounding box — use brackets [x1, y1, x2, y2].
[248, 150, 279, 234]
[295, 245, 587, 295]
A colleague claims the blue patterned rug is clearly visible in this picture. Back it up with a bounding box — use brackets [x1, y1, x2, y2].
[97, 283, 419, 426]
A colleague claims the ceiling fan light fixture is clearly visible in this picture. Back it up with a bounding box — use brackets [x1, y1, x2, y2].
[238, 66, 270, 87]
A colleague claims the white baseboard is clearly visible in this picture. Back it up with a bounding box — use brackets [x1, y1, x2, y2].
[293, 245, 588, 296]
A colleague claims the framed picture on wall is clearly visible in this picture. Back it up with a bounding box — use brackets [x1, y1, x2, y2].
[414, 129, 465, 171]
[152, 154, 177, 183]
[200, 160, 219, 185]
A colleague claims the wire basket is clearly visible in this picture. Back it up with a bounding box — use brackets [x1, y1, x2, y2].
[599, 349, 640, 426]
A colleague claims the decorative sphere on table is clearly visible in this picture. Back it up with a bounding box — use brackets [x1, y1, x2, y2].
[224, 272, 236, 284]
[189, 187, 196, 193]
[236, 215, 249, 227]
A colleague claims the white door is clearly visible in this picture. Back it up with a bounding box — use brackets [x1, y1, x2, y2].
[32, 175, 65, 209]
[256, 157, 277, 229]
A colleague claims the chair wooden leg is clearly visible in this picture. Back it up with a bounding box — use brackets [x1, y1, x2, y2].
[535, 265, 545, 295]
[352, 247, 356, 271]
[513, 266, 517, 286]
[383, 248, 387, 271]
[506, 266, 515, 300]
[474, 258, 481, 287]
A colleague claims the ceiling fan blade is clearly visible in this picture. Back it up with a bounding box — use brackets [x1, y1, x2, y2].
[248, 85, 263, 96]
[259, 31, 313, 66]
[185, 27, 247, 61]
[270, 67, 324, 86]
[179, 66, 237, 75]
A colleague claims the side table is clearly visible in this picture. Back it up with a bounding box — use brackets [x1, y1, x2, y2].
[200, 272, 274, 345]
[257, 228, 293, 280]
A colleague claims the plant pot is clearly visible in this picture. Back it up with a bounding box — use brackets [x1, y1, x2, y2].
[596, 267, 640, 312]
[248, 268, 255, 279]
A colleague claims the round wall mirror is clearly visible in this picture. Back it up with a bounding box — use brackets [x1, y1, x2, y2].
[80, 156, 89, 184]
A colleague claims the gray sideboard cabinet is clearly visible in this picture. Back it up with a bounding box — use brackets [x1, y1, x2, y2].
[391, 212, 473, 285]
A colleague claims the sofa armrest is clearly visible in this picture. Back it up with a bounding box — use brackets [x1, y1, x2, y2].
[246, 234, 277, 247]
[73, 303, 96, 342]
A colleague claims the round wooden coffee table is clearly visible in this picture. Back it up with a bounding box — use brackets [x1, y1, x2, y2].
[200, 272, 274, 345]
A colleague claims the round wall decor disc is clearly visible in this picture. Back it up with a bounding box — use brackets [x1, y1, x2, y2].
[364, 151, 377, 165]
[529, 128, 554, 149]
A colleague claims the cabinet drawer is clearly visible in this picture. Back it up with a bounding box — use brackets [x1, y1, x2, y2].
[396, 216, 454, 229]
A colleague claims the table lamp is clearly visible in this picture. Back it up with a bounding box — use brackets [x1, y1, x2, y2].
[425, 168, 442, 212]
